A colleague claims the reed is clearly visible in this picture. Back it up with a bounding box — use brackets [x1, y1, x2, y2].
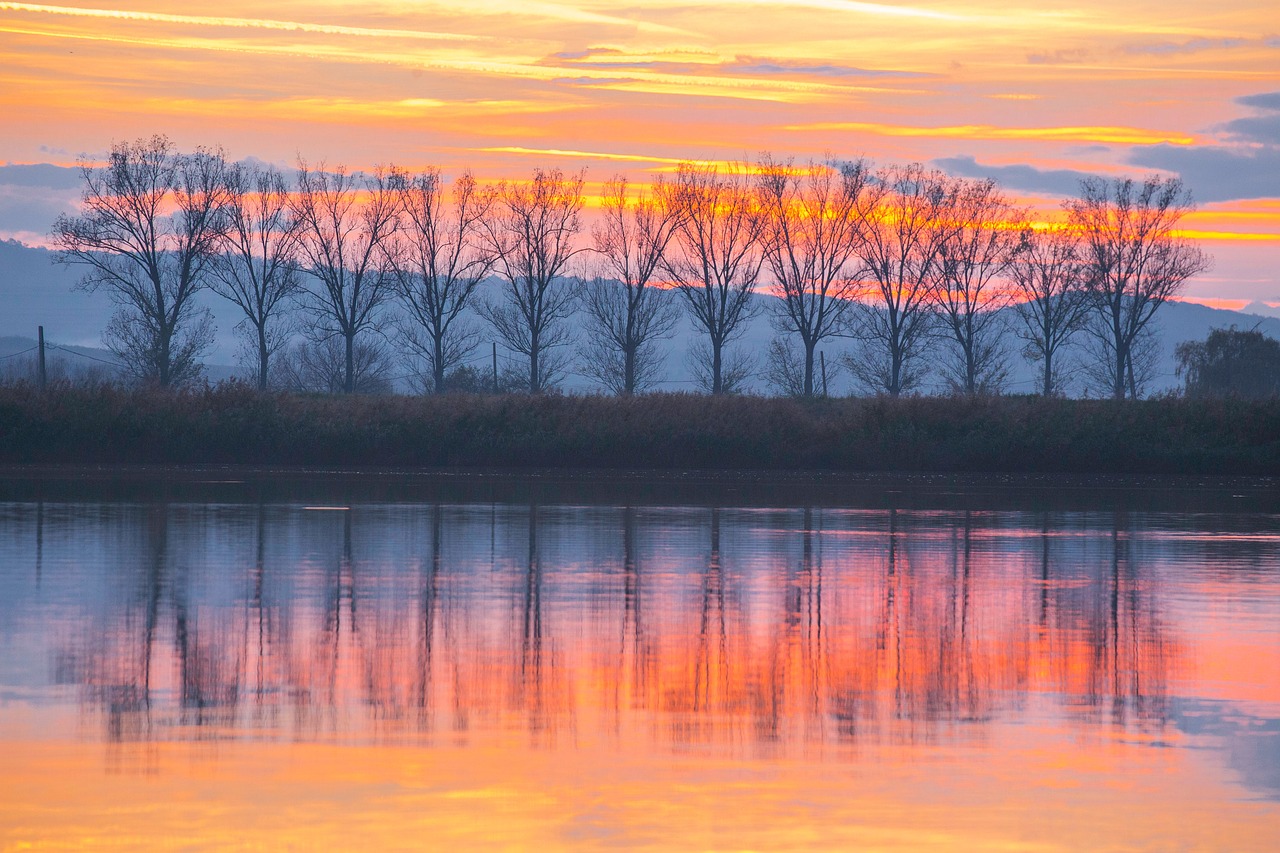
[1, 383, 1276, 474]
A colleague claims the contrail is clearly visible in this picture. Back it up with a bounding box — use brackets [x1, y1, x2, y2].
[0, 2, 480, 41]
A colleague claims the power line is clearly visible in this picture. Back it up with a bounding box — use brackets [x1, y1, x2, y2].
[47, 345, 122, 367]
[0, 345, 38, 361]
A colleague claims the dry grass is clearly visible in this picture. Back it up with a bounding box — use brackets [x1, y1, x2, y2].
[1, 383, 1277, 474]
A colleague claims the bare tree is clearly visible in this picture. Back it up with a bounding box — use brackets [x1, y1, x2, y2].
[211, 162, 303, 390]
[764, 337, 838, 397]
[390, 168, 495, 394]
[1080, 320, 1162, 398]
[1066, 176, 1210, 399]
[292, 161, 401, 394]
[480, 168, 586, 394]
[52, 135, 228, 387]
[580, 175, 682, 394]
[1009, 225, 1092, 396]
[661, 162, 766, 394]
[845, 163, 954, 396]
[688, 340, 755, 394]
[756, 155, 871, 397]
[272, 336, 395, 395]
[930, 177, 1023, 394]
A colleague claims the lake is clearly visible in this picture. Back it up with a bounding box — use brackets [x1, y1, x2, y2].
[1, 471, 1277, 849]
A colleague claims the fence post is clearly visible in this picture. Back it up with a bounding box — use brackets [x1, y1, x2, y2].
[37, 326, 47, 391]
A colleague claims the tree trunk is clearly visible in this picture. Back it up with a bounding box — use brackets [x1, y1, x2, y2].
[158, 328, 172, 389]
[888, 345, 902, 398]
[623, 346, 636, 396]
[345, 332, 355, 394]
[711, 339, 723, 394]
[433, 336, 446, 394]
[803, 340, 815, 398]
[529, 333, 540, 394]
[257, 325, 269, 391]
[1111, 318, 1127, 400]
[1113, 342, 1127, 400]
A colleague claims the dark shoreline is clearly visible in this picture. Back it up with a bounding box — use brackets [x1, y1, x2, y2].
[2, 463, 1276, 511]
[3, 385, 1278, 486]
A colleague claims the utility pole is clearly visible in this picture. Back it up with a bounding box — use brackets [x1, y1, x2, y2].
[491, 342, 498, 393]
[820, 350, 828, 398]
[37, 326, 47, 391]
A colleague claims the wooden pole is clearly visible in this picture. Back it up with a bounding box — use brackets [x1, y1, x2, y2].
[37, 326, 47, 391]
[819, 350, 828, 398]
[491, 342, 498, 392]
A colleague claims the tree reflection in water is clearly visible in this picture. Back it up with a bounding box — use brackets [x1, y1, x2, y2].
[47, 502, 1184, 754]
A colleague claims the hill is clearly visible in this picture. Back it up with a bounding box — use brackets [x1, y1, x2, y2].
[2, 238, 1278, 395]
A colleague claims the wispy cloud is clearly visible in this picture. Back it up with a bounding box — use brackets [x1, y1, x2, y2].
[1121, 37, 1247, 56]
[1026, 48, 1091, 65]
[722, 56, 929, 79]
[788, 122, 1196, 145]
[479, 145, 688, 165]
[0, 2, 481, 41]
[548, 48, 927, 80]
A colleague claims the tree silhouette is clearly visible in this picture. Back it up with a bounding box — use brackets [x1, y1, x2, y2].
[1176, 326, 1280, 398]
[1067, 176, 1210, 399]
[292, 161, 401, 394]
[53, 135, 228, 387]
[480, 169, 585, 393]
[661, 162, 765, 394]
[580, 175, 682, 394]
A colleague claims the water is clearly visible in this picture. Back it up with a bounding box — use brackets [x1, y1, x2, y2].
[1, 474, 1277, 849]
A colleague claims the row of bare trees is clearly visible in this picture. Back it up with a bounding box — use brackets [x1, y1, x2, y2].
[51, 135, 1210, 398]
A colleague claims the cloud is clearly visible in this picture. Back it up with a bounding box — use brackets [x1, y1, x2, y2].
[1122, 37, 1246, 56]
[932, 155, 1095, 196]
[552, 48, 624, 61]
[547, 49, 927, 80]
[796, 122, 1191, 145]
[1236, 91, 1280, 111]
[0, 182, 81, 238]
[1127, 144, 1280, 202]
[1126, 88, 1280, 201]
[0, 2, 481, 42]
[1222, 91, 1280, 144]
[1112, 88, 1279, 201]
[722, 56, 928, 79]
[1222, 114, 1280, 144]
[1026, 48, 1090, 65]
[0, 163, 83, 190]
[1220, 90, 1280, 143]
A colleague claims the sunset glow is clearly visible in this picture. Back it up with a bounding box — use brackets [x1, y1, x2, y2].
[1, 1, 1277, 301]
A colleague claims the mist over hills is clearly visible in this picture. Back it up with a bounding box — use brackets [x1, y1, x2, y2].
[2, 238, 1277, 395]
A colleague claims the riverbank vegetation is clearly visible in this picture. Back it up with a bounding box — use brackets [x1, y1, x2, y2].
[2, 384, 1275, 474]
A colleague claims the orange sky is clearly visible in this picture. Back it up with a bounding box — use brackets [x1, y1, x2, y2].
[1, 1, 1278, 299]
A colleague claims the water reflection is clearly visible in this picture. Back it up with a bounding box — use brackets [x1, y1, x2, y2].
[3, 502, 1219, 755]
[4, 493, 1279, 847]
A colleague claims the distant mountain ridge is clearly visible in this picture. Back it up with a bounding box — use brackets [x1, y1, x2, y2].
[3, 238, 1278, 395]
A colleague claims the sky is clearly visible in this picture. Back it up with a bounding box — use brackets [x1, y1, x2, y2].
[1, 0, 1278, 303]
